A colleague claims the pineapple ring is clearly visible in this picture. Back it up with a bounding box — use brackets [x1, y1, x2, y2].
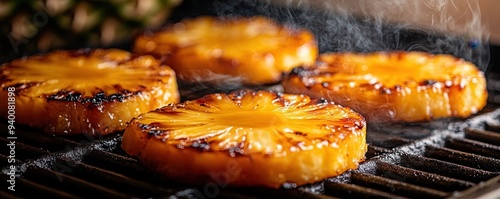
[121, 90, 367, 188]
[282, 51, 488, 122]
[133, 16, 318, 86]
[0, 49, 180, 136]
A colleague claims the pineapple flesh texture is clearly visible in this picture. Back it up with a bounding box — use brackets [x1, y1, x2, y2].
[134, 16, 319, 86]
[122, 90, 367, 188]
[0, 49, 180, 136]
[282, 51, 488, 122]
[0, 0, 182, 61]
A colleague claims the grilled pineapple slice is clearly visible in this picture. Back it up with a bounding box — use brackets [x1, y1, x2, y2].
[122, 90, 367, 188]
[0, 49, 180, 136]
[282, 51, 487, 122]
[133, 16, 318, 86]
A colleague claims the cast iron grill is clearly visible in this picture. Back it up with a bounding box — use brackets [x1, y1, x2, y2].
[2, 100, 500, 198]
[3, 74, 500, 199]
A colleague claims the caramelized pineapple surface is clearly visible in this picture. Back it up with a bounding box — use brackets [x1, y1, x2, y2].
[0, 49, 180, 136]
[282, 51, 487, 122]
[134, 16, 318, 86]
[122, 90, 367, 188]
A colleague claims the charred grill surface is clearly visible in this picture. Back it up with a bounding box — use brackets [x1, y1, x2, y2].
[1, 103, 500, 198]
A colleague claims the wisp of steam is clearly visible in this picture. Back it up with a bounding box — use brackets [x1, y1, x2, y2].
[206, 0, 489, 70]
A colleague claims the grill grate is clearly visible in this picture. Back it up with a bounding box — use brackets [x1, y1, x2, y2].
[2, 81, 500, 199]
[2, 106, 500, 198]
[348, 172, 449, 199]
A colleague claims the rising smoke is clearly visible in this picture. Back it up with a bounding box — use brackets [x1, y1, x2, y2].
[200, 0, 489, 71]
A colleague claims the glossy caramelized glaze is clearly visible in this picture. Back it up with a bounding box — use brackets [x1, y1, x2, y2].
[122, 90, 367, 188]
[283, 51, 488, 122]
[0, 49, 180, 135]
[134, 16, 318, 86]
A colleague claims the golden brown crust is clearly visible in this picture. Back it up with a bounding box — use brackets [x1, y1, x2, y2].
[282, 51, 488, 122]
[133, 16, 318, 86]
[122, 90, 367, 188]
[0, 49, 180, 136]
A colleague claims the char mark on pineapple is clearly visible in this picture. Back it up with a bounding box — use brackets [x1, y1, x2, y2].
[422, 79, 438, 86]
[339, 117, 366, 130]
[148, 129, 166, 137]
[47, 90, 82, 101]
[315, 98, 329, 104]
[47, 89, 139, 106]
[190, 139, 211, 151]
[380, 87, 393, 95]
[231, 89, 250, 99]
[142, 122, 170, 138]
[2, 82, 40, 94]
[293, 131, 307, 136]
[228, 143, 246, 157]
[290, 66, 308, 76]
[290, 66, 314, 77]
[66, 48, 94, 57]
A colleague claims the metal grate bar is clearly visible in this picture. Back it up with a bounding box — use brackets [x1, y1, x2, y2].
[484, 123, 500, 133]
[447, 175, 500, 199]
[82, 150, 171, 184]
[370, 126, 433, 140]
[66, 149, 342, 199]
[0, 173, 83, 199]
[367, 131, 412, 149]
[170, 188, 266, 199]
[350, 172, 449, 199]
[0, 190, 21, 199]
[425, 146, 500, 172]
[465, 128, 500, 146]
[398, 154, 498, 183]
[366, 145, 391, 159]
[0, 154, 20, 168]
[446, 138, 500, 159]
[325, 182, 408, 199]
[0, 122, 79, 152]
[67, 157, 180, 197]
[0, 137, 49, 160]
[375, 161, 475, 192]
[24, 166, 132, 198]
[208, 190, 265, 199]
[239, 187, 339, 199]
[13, 132, 78, 152]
